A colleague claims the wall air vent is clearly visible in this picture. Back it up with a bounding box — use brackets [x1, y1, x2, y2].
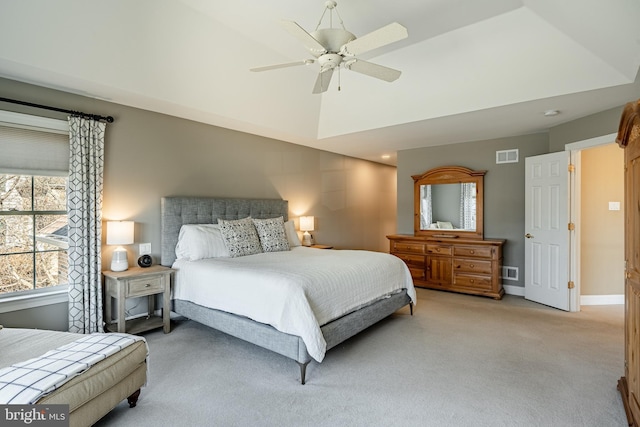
[496, 149, 519, 164]
[501, 266, 519, 281]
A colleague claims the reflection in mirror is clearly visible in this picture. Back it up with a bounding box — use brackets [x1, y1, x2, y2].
[420, 183, 477, 231]
[413, 165, 485, 239]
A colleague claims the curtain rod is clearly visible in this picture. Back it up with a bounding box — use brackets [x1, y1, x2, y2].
[0, 96, 114, 123]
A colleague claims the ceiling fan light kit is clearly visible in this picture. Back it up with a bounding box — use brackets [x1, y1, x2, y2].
[250, 1, 408, 94]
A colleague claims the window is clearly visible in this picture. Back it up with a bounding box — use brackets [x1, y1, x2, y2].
[0, 111, 70, 297]
[0, 174, 68, 295]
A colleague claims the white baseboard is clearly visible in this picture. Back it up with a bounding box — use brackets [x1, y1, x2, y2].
[503, 284, 623, 306]
[580, 294, 624, 305]
[503, 284, 524, 296]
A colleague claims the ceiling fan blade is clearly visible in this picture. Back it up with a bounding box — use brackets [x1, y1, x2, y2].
[340, 22, 408, 57]
[312, 68, 334, 94]
[250, 59, 314, 72]
[345, 59, 401, 82]
[280, 20, 327, 57]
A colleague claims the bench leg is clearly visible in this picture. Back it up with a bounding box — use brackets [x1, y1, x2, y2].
[127, 389, 141, 408]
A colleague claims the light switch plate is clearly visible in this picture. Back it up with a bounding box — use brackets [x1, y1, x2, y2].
[609, 201, 620, 211]
[139, 243, 151, 255]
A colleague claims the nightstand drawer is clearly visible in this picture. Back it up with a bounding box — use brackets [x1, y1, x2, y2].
[127, 276, 164, 297]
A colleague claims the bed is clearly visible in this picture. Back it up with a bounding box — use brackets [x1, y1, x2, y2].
[0, 327, 147, 427]
[161, 196, 416, 384]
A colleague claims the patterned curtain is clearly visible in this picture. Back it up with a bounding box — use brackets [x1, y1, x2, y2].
[67, 117, 105, 333]
[420, 184, 432, 229]
[460, 183, 476, 230]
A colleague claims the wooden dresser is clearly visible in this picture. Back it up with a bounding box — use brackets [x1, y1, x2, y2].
[388, 234, 505, 299]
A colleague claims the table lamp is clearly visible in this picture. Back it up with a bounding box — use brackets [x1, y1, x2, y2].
[107, 221, 134, 271]
[299, 216, 314, 246]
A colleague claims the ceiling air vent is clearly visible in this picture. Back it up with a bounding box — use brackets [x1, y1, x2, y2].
[496, 149, 519, 164]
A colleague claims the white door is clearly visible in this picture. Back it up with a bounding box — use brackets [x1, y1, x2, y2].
[524, 151, 571, 310]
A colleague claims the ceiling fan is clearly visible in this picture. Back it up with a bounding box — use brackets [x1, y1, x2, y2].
[250, 1, 408, 94]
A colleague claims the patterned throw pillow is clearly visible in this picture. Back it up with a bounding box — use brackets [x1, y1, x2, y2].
[253, 217, 290, 253]
[218, 217, 263, 258]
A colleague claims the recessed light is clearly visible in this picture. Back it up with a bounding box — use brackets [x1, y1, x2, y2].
[543, 109, 560, 117]
[381, 154, 391, 159]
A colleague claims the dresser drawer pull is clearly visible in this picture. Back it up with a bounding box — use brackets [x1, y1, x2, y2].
[145, 283, 151, 288]
[470, 264, 475, 268]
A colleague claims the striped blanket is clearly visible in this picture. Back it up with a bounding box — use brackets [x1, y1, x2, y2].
[0, 332, 146, 404]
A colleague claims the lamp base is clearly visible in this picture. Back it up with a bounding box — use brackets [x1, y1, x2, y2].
[302, 232, 314, 247]
[111, 248, 129, 272]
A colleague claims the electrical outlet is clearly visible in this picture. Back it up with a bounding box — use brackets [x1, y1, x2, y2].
[139, 243, 151, 255]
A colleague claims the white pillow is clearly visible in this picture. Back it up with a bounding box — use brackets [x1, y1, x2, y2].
[253, 217, 290, 252]
[284, 220, 301, 247]
[175, 224, 230, 261]
[437, 221, 454, 229]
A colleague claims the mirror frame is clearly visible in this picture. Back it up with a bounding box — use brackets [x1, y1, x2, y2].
[413, 165, 486, 240]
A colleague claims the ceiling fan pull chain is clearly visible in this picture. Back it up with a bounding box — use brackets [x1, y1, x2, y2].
[338, 67, 341, 91]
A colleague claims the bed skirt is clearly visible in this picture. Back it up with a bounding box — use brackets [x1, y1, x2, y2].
[172, 289, 412, 382]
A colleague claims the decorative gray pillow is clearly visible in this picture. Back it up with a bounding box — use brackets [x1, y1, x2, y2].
[218, 217, 262, 258]
[253, 217, 290, 252]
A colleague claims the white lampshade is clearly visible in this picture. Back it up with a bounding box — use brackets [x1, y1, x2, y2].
[299, 216, 314, 232]
[107, 221, 134, 271]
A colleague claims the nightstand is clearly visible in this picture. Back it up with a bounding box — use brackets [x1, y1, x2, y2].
[310, 244, 333, 249]
[103, 265, 174, 334]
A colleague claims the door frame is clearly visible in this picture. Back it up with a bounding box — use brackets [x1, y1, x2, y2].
[565, 132, 618, 312]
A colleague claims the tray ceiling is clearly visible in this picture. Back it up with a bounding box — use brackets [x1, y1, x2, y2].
[0, 0, 639, 164]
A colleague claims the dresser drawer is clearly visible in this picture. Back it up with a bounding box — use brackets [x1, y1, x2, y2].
[127, 276, 164, 297]
[408, 267, 426, 281]
[426, 244, 452, 256]
[395, 253, 426, 267]
[454, 258, 492, 274]
[453, 245, 493, 259]
[453, 273, 492, 290]
[392, 241, 426, 254]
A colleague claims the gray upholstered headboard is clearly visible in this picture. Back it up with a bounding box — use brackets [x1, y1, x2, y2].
[161, 197, 289, 266]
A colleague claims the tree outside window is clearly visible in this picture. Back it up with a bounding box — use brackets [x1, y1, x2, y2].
[0, 174, 68, 295]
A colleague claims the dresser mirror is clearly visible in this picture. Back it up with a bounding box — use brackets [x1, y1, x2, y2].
[413, 165, 485, 239]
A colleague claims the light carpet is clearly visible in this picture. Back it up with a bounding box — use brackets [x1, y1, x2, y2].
[95, 288, 626, 426]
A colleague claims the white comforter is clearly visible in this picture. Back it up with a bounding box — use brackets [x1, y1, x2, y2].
[172, 247, 416, 362]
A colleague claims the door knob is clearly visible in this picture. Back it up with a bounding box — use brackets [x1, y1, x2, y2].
[525, 233, 534, 239]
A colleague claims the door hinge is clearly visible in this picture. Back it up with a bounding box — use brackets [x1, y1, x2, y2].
[568, 281, 575, 289]
[568, 223, 575, 231]
[568, 164, 575, 172]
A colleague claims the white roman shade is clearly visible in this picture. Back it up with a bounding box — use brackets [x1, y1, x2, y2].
[0, 111, 69, 176]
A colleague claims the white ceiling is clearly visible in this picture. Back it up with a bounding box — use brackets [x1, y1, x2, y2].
[0, 0, 639, 165]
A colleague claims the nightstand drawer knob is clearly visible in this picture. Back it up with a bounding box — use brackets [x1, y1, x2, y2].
[145, 283, 151, 287]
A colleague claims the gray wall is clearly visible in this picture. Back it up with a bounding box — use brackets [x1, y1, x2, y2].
[549, 106, 623, 150]
[397, 106, 626, 291]
[397, 133, 549, 289]
[0, 77, 396, 329]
